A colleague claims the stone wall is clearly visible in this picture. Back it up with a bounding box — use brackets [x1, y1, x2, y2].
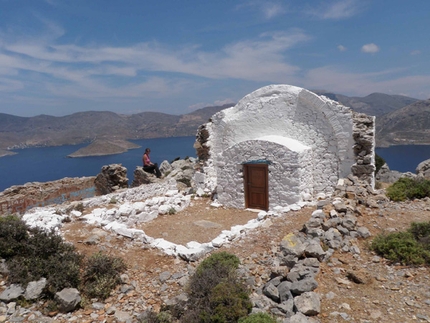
[194, 84, 375, 210]
[351, 112, 376, 186]
[0, 177, 95, 215]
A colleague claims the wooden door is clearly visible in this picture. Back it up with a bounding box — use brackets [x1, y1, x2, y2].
[244, 164, 268, 210]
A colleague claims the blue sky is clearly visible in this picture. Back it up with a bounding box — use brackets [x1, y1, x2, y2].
[0, 0, 429, 117]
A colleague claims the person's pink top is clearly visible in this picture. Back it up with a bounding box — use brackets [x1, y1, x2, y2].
[143, 153, 151, 166]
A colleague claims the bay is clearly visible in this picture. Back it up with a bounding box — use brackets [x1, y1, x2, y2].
[1, 138, 429, 193]
[376, 145, 430, 173]
[0, 136, 196, 192]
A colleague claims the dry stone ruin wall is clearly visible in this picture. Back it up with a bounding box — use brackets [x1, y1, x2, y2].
[0, 177, 95, 215]
[351, 112, 376, 186]
[194, 84, 375, 210]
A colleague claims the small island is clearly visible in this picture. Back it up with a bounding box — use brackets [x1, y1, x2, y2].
[67, 139, 141, 158]
[0, 149, 17, 158]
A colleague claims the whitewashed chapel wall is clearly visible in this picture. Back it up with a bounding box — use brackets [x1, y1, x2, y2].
[194, 84, 373, 209]
[217, 139, 314, 208]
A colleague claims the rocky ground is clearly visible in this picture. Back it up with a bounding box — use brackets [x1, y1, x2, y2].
[1, 193, 430, 322]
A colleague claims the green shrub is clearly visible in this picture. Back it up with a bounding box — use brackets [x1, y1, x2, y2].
[375, 154, 386, 174]
[80, 252, 127, 300]
[2, 218, 84, 296]
[138, 310, 173, 323]
[181, 252, 250, 323]
[188, 252, 240, 300]
[371, 231, 430, 265]
[1, 216, 129, 303]
[408, 222, 430, 252]
[238, 312, 278, 323]
[386, 177, 430, 201]
[0, 215, 30, 259]
[74, 203, 84, 212]
[168, 207, 176, 215]
[204, 281, 252, 323]
[177, 177, 191, 187]
[409, 222, 430, 242]
[196, 252, 240, 275]
[374, 181, 382, 190]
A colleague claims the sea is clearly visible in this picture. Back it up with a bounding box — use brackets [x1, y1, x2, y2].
[0, 136, 197, 192]
[0, 138, 429, 192]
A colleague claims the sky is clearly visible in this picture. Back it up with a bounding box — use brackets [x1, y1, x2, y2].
[0, 0, 429, 117]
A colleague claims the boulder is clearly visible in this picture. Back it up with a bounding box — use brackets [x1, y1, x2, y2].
[55, 288, 81, 313]
[159, 160, 173, 174]
[280, 233, 305, 258]
[0, 284, 24, 301]
[375, 163, 402, 183]
[294, 292, 321, 316]
[25, 277, 47, 300]
[416, 159, 430, 179]
[290, 277, 318, 295]
[131, 167, 156, 187]
[263, 283, 280, 303]
[94, 164, 128, 195]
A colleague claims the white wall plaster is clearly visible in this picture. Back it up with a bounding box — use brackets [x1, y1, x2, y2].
[199, 84, 358, 210]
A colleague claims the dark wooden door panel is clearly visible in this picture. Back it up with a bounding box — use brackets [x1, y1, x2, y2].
[244, 164, 268, 210]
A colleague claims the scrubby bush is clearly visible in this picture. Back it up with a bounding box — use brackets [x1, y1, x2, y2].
[386, 177, 430, 201]
[1, 216, 126, 302]
[180, 252, 251, 323]
[238, 312, 278, 323]
[375, 153, 386, 174]
[196, 251, 241, 275]
[409, 221, 430, 245]
[80, 252, 127, 300]
[204, 281, 252, 323]
[371, 222, 430, 265]
[138, 309, 173, 323]
[1, 216, 84, 296]
[177, 177, 191, 187]
[0, 215, 30, 259]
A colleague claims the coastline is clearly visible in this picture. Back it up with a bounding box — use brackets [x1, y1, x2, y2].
[0, 149, 17, 158]
[67, 139, 141, 158]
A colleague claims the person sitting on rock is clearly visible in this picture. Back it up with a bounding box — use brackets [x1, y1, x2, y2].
[142, 148, 161, 178]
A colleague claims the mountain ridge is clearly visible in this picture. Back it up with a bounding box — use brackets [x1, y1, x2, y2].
[0, 104, 234, 152]
[1, 92, 428, 155]
[376, 99, 430, 146]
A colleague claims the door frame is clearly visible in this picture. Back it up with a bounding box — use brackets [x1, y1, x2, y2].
[243, 163, 269, 210]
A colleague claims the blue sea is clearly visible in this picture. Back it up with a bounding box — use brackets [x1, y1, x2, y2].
[375, 145, 430, 173]
[1, 139, 429, 192]
[0, 136, 197, 192]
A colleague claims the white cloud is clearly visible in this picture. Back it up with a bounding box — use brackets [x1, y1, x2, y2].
[1, 29, 309, 99]
[214, 99, 235, 106]
[0, 78, 23, 92]
[307, 0, 362, 20]
[410, 50, 421, 55]
[262, 3, 286, 19]
[337, 45, 347, 51]
[361, 43, 380, 54]
[237, 1, 286, 20]
[303, 66, 430, 99]
[188, 98, 235, 111]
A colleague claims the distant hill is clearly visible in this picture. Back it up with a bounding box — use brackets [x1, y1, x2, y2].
[376, 99, 430, 147]
[1, 91, 428, 154]
[0, 104, 234, 152]
[313, 91, 419, 116]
